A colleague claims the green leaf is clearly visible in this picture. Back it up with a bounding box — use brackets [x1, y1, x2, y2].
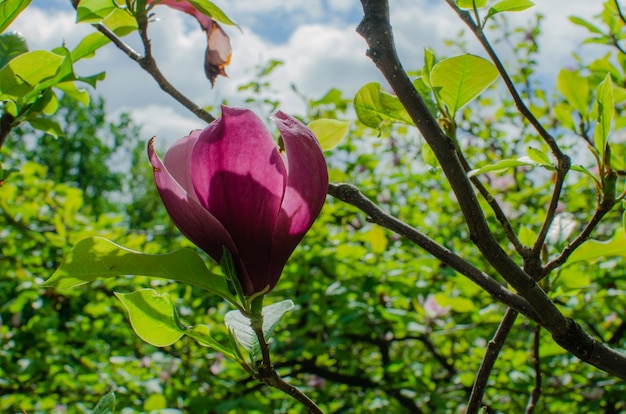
[468, 157, 550, 177]
[186, 324, 238, 360]
[525, 147, 552, 165]
[0, 50, 64, 99]
[76, 0, 118, 23]
[434, 293, 474, 312]
[92, 390, 116, 414]
[421, 48, 436, 87]
[354, 82, 413, 129]
[0, 32, 28, 69]
[224, 299, 294, 359]
[430, 54, 499, 115]
[54, 81, 90, 106]
[556, 69, 589, 116]
[187, 0, 237, 26]
[308, 118, 350, 151]
[594, 73, 614, 163]
[485, 0, 534, 20]
[0, 0, 31, 33]
[27, 118, 63, 139]
[568, 230, 626, 264]
[45, 236, 236, 303]
[115, 289, 184, 347]
[568, 16, 604, 34]
[456, 0, 488, 9]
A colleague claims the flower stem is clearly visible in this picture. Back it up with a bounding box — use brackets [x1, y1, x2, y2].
[249, 297, 324, 413]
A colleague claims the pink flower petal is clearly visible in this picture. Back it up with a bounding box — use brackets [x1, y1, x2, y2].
[267, 112, 328, 287]
[191, 107, 287, 293]
[148, 137, 239, 266]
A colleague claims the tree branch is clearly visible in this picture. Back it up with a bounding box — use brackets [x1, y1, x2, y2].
[356, 0, 626, 379]
[94, 20, 215, 124]
[466, 308, 519, 414]
[328, 183, 540, 323]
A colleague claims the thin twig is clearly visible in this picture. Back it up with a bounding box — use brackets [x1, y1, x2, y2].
[466, 308, 519, 414]
[328, 183, 541, 322]
[531, 165, 569, 257]
[94, 20, 215, 124]
[250, 313, 323, 413]
[525, 324, 542, 413]
[541, 197, 617, 276]
[457, 147, 526, 254]
[443, 0, 567, 161]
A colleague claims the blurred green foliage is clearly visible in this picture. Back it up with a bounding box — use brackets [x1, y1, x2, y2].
[1, 0, 626, 413]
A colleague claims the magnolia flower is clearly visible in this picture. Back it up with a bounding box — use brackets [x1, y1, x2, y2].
[148, 106, 328, 295]
[149, 0, 232, 85]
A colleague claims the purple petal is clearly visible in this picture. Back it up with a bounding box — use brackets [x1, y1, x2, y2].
[266, 112, 328, 288]
[148, 137, 239, 265]
[191, 106, 287, 294]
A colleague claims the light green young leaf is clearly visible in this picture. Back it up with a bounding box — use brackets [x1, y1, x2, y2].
[115, 289, 184, 347]
[518, 226, 538, 247]
[485, 0, 534, 21]
[92, 390, 116, 414]
[526, 147, 552, 165]
[44, 236, 236, 303]
[422, 48, 436, 87]
[434, 293, 474, 312]
[556, 69, 589, 116]
[568, 16, 604, 34]
[224, 299, 295, 359]
[0, 50, 64, 99]
[308, 118, 350, 151]
[430, 54, 499, 116]
[594, 73, 614, 163]
[0, 0, 32, 33]
[354, 82, 413, 129]
[468, 157, 550, 177]
[456, 0, 488, 9]
[187, 0, 238, 26]
[567, 230, 626, 264]
[55, 81, 90, 106]
[76, 0, 117, 23]
[186, 324, 238, 361]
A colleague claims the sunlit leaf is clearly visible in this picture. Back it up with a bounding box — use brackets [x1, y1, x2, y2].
[187, 0, 237, 26]
[456, 0, 488, 9]
[308, 118, 350, 151]
[556, 69, 589, 116]
[44, 236, 236, 303]
[594, 73, 614, 163]
[354, 82, 413, 129]
[430, 54, 499, 115]
[485, 0, 534, 20]
[434, 293, 475, 312]
[76, 0, 117, 23]
[569, 16, 604, 34]
[0, 50, 64, 99]
[568, 230, 626, 264]
[0, 0, 31, 33]
[115, 289, 184, 347]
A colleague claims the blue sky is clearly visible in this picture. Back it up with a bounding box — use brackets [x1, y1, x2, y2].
[11, 1, 602, 142]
